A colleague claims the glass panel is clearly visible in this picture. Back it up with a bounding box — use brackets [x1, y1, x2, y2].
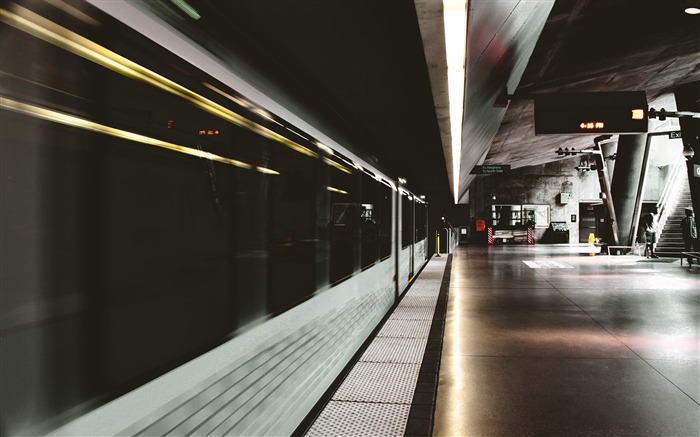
[329, 165, 357, 283]
[379, 184, 392, 259]
[401, 194, 413, 248]
[360, 174, 379, 269]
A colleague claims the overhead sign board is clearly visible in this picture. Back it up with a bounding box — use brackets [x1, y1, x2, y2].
[470, 165, 511, 174]
[535, 92, 648, 135]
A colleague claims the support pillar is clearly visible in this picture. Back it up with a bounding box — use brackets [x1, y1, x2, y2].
[610, 134, 648, 246]
[600, 139, 618, 180]
[593, 141, 620, 246]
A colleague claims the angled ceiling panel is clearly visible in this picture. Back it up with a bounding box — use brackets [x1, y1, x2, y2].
[457, 0, 554, 203]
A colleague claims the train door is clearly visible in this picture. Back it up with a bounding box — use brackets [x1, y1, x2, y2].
[401, 192, 414, 280]
[409, 197, 415, 279]
[579, 202, 602, 242]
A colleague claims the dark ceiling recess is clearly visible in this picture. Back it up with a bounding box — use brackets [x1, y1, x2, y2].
[175, 0, 697, 206]
[186, 0, 450, 202]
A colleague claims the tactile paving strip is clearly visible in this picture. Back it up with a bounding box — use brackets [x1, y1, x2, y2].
[376, 319, 433, 338]
[360, 337, 427, 364]
[305, 401, 410, 437]
[389, 305, 437, 321]
[332, 362, 421, 404]
[305, 256, 448, 436]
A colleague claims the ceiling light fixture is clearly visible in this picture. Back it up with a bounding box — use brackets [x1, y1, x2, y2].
[685, 0, 700, 14]
[443, 0, 467, 204]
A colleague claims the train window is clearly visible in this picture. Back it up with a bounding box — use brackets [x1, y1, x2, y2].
[401, 193, 413, 248]
[415, 202, 427, 241]
[328, 162, 357, 284]
[379, 183, 392, 260]
[267, 139, 317, 313]
[360, 173, 379, 269]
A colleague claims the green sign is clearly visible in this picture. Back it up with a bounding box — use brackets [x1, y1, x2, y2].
[694, 164, 700, 178]
[470, 165, 511, 174]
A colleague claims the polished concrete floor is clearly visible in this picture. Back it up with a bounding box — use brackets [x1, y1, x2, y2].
[434, 245, 700, 436]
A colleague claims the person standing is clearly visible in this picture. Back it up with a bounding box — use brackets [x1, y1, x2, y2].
[643, 207, 659, 258]
[680, 207, 698, 265]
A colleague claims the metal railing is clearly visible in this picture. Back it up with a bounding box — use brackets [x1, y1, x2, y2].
[655, 155, 686, 242]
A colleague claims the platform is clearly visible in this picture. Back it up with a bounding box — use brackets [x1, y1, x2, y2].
[306, 244, 700, 436]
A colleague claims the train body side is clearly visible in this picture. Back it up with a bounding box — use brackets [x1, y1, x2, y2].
[0, 1, 429, 435]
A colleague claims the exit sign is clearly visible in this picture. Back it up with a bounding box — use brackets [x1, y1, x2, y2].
[695, 164, 700, 178]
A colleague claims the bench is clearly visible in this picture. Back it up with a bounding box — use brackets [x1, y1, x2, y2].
[680, 252, 700, 266]
[606, 245, 644, 256]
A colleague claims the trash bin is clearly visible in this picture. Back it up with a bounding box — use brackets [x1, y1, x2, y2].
[546, 221, 569, 243]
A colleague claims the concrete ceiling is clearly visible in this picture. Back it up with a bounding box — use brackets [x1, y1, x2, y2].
[484, 0, 700, 185]
[417, 0, 700, 203]
[162, 0, 698, 207]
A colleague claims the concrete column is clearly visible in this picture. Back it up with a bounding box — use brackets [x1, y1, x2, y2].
[610, 134, 648, 246]
[601, 140, 619, 182]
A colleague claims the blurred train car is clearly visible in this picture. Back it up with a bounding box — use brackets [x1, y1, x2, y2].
[0, 1, 429, 435]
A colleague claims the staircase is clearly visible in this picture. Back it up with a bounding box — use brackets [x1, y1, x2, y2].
[656, 170, 692, 257]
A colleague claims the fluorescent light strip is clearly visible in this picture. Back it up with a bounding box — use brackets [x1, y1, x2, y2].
[0, 96, 280, 174]
[443, 0, 467, 203]
[0, 5, 317, 159]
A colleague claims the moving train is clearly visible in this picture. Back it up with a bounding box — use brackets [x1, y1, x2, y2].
[0, 1, 429, 435]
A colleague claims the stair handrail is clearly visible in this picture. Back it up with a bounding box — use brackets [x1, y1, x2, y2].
[656, 155, 686, 242]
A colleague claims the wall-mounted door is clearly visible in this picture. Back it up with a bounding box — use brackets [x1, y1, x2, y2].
[579, 202, 602, 242]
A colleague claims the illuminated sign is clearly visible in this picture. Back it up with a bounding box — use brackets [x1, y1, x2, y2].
[631, 109, 645, 120]
[199, 129, 220, 135]
[579, 122, 605, 130]
[535, 92, 648, 134]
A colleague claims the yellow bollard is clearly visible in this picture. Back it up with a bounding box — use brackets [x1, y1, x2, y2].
[436, 231, 441, 257]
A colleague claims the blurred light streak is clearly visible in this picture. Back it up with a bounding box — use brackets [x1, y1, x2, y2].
[316, 142, 333, 155]
[202, 81, 252, 108]
[326, 186, 349, 195]
[255, 167, 280, 175]
[170, 0, 200, 20]
[0, 97, 280, 175]
[323, 157, 352, 174]
[0, 4, 317, 159]
[43, 0, 101, 26]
